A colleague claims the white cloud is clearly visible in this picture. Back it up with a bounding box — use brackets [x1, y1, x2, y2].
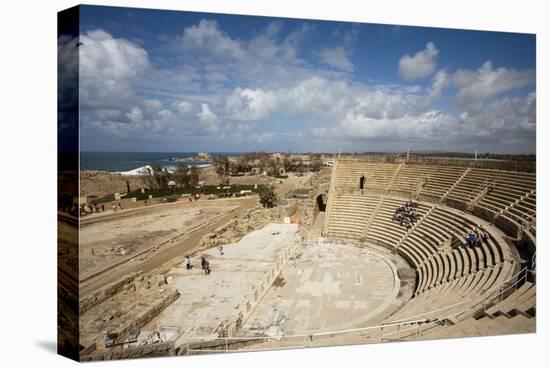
[197, 103, 218, 122]
[452, 61, 535, 107]
[143, 99, 164, 112]
[176, 19, 320, 91]
[177, 19, 243, 60]
[174, 100, 193, 113]
[399, 42, 439, 80]
[314, 110, 455, 141]
[78, 25, 535, 154]
[225, 88, 277, 121]
[126, 107, 143, 123]
[318, 47, 355, 72]
[79, 30, 150, 109]
[425, 70, 449, 105]
[247, 22, 308, 63]
[311, 92, 536, 153]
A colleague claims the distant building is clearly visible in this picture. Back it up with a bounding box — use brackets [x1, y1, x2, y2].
[197, 152, 210, 160]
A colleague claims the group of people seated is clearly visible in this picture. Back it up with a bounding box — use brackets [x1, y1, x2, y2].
[392, 200, 420, 229]
[81, 201, 106, 215]
[465, 226, 489, 248]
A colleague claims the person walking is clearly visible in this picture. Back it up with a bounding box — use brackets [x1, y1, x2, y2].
[185, 255, 192, 270]
[201, 257, 211, 275]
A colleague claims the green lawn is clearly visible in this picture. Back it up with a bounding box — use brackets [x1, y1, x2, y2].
[125, 184, 261, 201]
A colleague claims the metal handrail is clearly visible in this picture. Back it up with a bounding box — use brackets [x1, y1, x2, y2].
[183, 318, 430, 343]
[180, 263, 535, 353]
[450, 268, 534, 322]
[363, 266, 533, 325]
[184, 319, 438, 354]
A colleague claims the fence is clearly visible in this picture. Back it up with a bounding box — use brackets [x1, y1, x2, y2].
[177, 265, 535, 354]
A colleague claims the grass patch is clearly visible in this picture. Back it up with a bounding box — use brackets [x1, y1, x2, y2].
[125, 184, 261, 201]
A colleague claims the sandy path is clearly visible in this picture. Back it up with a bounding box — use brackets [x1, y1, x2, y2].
[79, 202, 238, 281]
[80, 196, 258, 296]
[274, 173, 312, 198]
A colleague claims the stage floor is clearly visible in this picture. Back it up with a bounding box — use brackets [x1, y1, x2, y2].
[241, 241, 401, 336]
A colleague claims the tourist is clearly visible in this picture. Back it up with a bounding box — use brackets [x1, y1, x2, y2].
[201, 257, 211, 275]
[476, 234, 483, 247]
[101, 204, 105, 212]
[185, 255, 192, 270]
[218, 245, 224, 256]
[468, 233, 477, 248]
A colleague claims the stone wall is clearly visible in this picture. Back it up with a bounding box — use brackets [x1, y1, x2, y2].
[197, 204, 310, 249]
[80, 272, 180, 352]
[229, 174, 276, 186]
[81, 341, 175, 361]
[494, 214, 521, 239]
[215, 233, 303, 337]
[80, 171, 150, 199]
[79, 272, 142, 314]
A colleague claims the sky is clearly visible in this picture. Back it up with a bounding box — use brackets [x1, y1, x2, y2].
[61, 5, 536, 153]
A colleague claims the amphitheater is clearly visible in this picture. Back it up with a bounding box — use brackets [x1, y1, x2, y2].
[199, 159, 535, 352]
[80, 159, 537, 360]
[322, 160, 536, 329]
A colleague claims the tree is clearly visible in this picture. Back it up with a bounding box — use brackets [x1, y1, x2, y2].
[228, 160, 239, 176]
[189, 166, 199, 187]
[258, 185, 278, 208]
[173, 163, 190, 187]
[294, 159, 305, 174]
[213, 155, 231, 184]
[283, 156, 292, 171]
[310, 158, 322, 172]
[213, 156, 230, 176]
[149, 164, 169, 189]
[267, 159, 279, 176]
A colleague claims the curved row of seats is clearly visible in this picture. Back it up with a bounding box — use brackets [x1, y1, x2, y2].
[324, 191, 518, 322]
[325, 194, 380, 240]
[447, 168, 535, 223]
[331, 160, 536, 242]
[411, 207, 513, 294]
[332, 161, 398, 191]
[325, 194, 513, 302]
[391, 279, 536, 341]
[324, 160, 534, 325]
[389, 164, 466, 199]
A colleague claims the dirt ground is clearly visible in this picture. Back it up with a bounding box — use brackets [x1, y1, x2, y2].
[79, 200, 240, 281]
[80, 197, 258, 296]
[274, 173, 313, 198]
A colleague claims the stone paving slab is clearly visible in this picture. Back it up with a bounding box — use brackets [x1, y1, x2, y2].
[241, 242, 400, 336]
[139, 223, 299, 343]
